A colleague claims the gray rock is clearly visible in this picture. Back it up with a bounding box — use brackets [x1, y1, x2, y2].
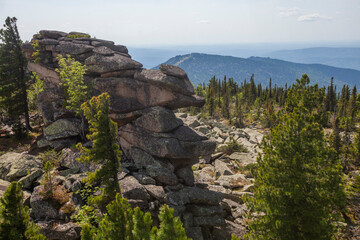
[215, 174, 249, 189]
[220, 198, 242, 213]
[159, 64, 188, 79]
[175, 112, 188, 118]
[135, 69, 194, 96]
[0, 179, 10, 197]
[39, 39, 60, 45]
[59, 148, 93, 173]
[30, 186, 59, 219]
[85, 54, 142, 73]
[212, 220, 247, 240]
[186, 205, 224, 216]
[228, 152, 256, 166]
[129, 147, 156, 168]
[91, 41, 128, 54]
[93, 77, 205, 114]
[193, 215, 226, 227]
[39, 30, 68, 39]
[0, 152, 42, 181]
[44, 119, 81, 141]
[132, 172, 156, 185]
[38, 221, 81, 240]
[194, 170, 214, 184]
[19, 169, 43, 189]
[214, 160, 233, 177]
[120, 176, 150, 201]
[175, 167, 195, 186]
[55, 42, 94, 55]
[186, 227, 204, 240]
[100, 69, 138, 78]
[146, 165, 179, 186]
[134, 106, 183, 133]
[93, 46, 114, 56]
[119, 124, 189, 159]
[144, 185, 166, 201]
[128, 148, 178, 185]
[167, 187, 222, 206]
[196, 126, 210, 135]
[189, 119, 201, 128]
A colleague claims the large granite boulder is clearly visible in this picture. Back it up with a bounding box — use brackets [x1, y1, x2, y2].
[44, 119, 81, 141]
[0, 152, 42, 182]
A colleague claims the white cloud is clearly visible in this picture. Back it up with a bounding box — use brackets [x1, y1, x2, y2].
[197, 20, 210, 24]
[278, 7, 301, 17]
[297, 13, 332, 22]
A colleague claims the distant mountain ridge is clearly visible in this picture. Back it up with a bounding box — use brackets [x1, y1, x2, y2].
[265, 47, 360, 71]
[157, 53, 360, 87]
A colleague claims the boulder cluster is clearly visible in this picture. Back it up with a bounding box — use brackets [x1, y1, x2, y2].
[14, 30, 268, 239]
[20, 30, 242, 239]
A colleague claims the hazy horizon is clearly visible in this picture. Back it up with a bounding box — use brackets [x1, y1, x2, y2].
[1, 0, 359, 46]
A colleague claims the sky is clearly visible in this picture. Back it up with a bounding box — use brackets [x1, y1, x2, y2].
[1, 0, 360, 47]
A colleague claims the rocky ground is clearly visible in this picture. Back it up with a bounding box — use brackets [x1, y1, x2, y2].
[0, 113, 266, 240]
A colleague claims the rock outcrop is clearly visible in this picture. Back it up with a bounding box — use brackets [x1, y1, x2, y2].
[21, 30, 224, 239]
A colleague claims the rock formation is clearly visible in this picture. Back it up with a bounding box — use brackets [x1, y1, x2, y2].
[21, 30, 240, 239]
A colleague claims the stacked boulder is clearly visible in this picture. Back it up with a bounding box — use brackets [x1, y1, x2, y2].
[21, 30, 238, 239]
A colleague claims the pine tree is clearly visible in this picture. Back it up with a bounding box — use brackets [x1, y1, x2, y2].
[80, 194, 190, 240]
[152, 205, 188, 240]
[132, 207, 153, 240]
[56, 54, 88, 116]
[96, 194, 135, 239]
[0, 17, 31, 135]
[0, 182, 46, 239]
[77, 92, 121, 206]
[246, 76, 346, 240]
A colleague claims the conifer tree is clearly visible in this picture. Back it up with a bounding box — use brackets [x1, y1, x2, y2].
[56, 54, 88, 116]
[246, 75, 346, 240]
[96, 194, 135, 239]
[0, 182, 46, 239]
[0, 17, 31, 134]
[152, 205, 188, 240]
[77, 92, 121, 205]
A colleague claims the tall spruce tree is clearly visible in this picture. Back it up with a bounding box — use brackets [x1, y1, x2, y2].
[77, 92, 121, 206]
[0, 17, 31, 135]
[0, 182, 45, 239]
[246, 75, 346, 240]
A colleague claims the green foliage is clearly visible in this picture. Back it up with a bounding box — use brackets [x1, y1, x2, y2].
[0, 182, 45, 239]
[66, 33, 91, 39]
[31, 38, 41, 63]
[27, 72, 44, 111]
[245, 75, 346, 240]
[77, 93, 121, 205]
[153, 204, 189, 240]
[78, 194, 191, 240]
[72, 205, 101, 226]
[81, 223, 96, 240]
[218, 139, 248, 155]
[41, 161, 55, 199]
[56, 54, 88, 116]
[39, 148, 61, 167]
[96, 194, 135, 239]
[231, 235, 241, 240]
[0, 16, 31, 134]
[40, 161, 70, 209]
[132, 207, 153, 240]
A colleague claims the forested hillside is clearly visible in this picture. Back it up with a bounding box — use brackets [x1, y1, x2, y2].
[159, 53, 360, 87]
